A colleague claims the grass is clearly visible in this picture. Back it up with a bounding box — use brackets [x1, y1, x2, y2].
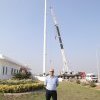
[0, 81, 100, 100]
[57, 82, 100, 100]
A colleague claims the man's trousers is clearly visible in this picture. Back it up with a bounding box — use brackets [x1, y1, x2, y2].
[46, 89, 57, 100]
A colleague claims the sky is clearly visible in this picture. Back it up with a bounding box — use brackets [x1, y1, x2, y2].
[0, 0, 100, 75]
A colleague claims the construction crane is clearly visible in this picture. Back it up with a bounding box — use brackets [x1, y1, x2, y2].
[50, 7, 69, 73]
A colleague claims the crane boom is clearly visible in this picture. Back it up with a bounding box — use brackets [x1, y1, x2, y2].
[50, 7, 68, 73]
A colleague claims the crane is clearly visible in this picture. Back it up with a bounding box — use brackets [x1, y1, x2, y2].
[50, 7, 69, 73]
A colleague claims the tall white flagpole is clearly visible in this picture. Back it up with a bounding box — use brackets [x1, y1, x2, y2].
[43, 0, 47, 75]
[96, 49, 100, 82]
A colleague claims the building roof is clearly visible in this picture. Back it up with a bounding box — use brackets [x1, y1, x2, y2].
[0, 54, 31, 70]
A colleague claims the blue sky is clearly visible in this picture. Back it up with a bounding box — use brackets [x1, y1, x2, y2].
[0, 0, 100, 74]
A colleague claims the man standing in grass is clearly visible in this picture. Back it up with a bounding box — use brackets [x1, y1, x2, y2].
[44, 68, 59, 100]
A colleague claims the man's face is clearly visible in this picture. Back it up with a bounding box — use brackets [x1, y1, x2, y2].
[49, 71, 54, 76]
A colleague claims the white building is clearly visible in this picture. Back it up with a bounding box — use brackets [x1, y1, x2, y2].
[0, 54, 30, 80]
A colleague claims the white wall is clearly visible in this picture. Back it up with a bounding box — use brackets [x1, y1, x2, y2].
[0, 65, 20, 80]
[0, 59, 20, 80]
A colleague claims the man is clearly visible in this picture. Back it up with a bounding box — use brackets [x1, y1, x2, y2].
[44, 68, 59, 100]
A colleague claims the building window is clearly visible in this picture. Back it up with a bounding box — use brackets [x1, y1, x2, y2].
[14, 69, 16, 74]
[17, 70, 19, 74]
[11, 68, 13, 75]
[3, 66, 5, 75]
[6, 67, 7, 75]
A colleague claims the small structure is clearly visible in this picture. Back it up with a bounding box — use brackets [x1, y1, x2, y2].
[0, 54, 30, 79]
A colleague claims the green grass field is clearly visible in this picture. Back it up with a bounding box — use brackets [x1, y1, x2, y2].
[0, 82, 100, 100]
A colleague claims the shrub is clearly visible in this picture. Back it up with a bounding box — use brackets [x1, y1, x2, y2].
[69, 78, 75, 82]
[0, 79, 43, 93]
[81, 82, 89, 86]
[76, 79, 80, 84]
[89, 81, 96, 87]
[0, 83, 44, 93]
[0, 79, 38, 85]
[13, 72, 32, 80]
